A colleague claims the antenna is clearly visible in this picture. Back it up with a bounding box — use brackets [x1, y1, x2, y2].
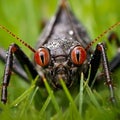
[0, 25, 36, 53]
[85, 22, 120, 51]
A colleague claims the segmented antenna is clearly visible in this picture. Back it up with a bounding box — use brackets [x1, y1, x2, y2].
[0, 25, 36, 53]
[85, 22, 120, 50]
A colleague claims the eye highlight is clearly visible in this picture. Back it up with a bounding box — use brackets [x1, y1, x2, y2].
[71, 46, 86, 65]
[34, 47, 50, 67]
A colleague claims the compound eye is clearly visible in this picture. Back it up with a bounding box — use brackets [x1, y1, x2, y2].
[71, 46, 86, 65]
[34, 47, 50, 67]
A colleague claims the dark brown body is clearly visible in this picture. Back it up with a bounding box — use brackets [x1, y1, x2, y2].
[35, 2, 92, 88]
[0, 0, 116, 104]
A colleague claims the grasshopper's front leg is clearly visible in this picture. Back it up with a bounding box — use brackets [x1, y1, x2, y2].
[0, 47, 30, 82]
[1, 43, 39, 104]
[86, 43, 115, 104]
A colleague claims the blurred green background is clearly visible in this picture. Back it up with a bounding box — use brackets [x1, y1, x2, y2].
[0, 0, 120, 120]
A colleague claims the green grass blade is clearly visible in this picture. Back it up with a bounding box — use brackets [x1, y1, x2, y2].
[79, 72, 84, 115]
[39, 95, 51, 115]
[10, 76, 39, 107]
[59, 78, 76, 108]
[43, 77, 60, 112]
[10, 84, 35, 107]
[59, 78, 81, 119]
[84, 80, 101, 109]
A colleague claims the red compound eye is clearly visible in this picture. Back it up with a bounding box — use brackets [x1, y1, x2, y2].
[71, 46, 86, 65]
[34, 47, 50, 67]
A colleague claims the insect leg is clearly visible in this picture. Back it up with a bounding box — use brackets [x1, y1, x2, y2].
[0, 47, 29, 82]
[85, 44, 101, 85]
[87, 43, 115, 103]
[108, 32, 120, 47]
[98, 43, 115, 103]
[108, 32, 120, 72]
[109, 51, 120, 72]
[1, 43, 39, 104]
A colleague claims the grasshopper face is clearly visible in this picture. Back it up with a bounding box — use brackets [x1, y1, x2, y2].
[34, 2, 89, 88]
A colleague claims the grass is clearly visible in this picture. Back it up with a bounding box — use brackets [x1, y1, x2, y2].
[0, 0, 120, 120]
